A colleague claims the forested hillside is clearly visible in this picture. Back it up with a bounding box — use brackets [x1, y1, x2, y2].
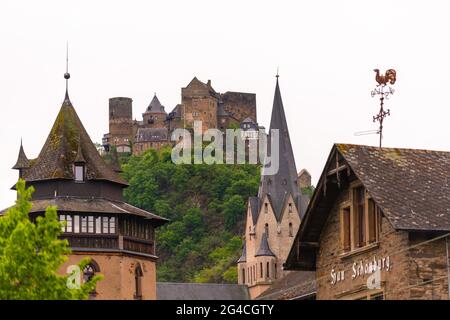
[120, 147, 260, 283]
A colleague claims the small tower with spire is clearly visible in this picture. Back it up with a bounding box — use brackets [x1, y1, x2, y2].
[12, 140, 30, 179]
[237, 75, 310, 299]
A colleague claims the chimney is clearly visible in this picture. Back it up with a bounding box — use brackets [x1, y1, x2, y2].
[207, 80, 211, 87]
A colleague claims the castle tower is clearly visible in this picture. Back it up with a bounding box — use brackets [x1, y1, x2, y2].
[105, 97, 133, 153]
[142, 94, 167, 128]
[237, 77, 309, 299]
[181, 77, 219, 132]
[6, 71, 167, 300]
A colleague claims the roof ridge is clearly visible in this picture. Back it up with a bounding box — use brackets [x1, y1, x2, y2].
[335, 143, 450, 154]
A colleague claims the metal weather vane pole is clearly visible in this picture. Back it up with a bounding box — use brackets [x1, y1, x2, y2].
[371, 68, 396, 148]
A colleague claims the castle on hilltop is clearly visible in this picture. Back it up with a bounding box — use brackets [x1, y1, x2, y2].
[103, 77, 259, 155]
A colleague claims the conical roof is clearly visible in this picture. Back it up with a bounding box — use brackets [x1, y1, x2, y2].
[146, 94, 166, 113]
[21, 99, 128, 185]
[258, 78, 303, 220]
[12, 141, 30, 170]
[255, 232, 275, 257]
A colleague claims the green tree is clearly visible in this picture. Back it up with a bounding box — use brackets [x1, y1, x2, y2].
[0, 180, 101, 299]
[121, 146, 260, 283]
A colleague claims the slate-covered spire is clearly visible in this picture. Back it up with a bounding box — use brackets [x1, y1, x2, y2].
[12, 140, 30, 170]
[146, 94, 166, 113]
[257, 77, 303, 220]
[237, 242, 247, 263]
[255, 232, 275, 257]
[18, 94, 128, 186]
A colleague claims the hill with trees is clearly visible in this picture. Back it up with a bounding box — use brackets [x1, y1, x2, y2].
[120, 147, 260, 283]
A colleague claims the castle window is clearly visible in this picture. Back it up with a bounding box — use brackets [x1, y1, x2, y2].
[88, 216, 94, 233]
[81, 216, 87, 233]
[266, 262, 270, 278]
[274, 263, 277, 279]
[264, 203, 268, 214]
[288, 203, 292, 213]
[74, 164, 85, 182]
[59, 215, 66, 232]
[66, 215, 72, 233]
[265, 223, 269, 237]
[102, 216, 109, 233]
[74, 215, 80, 233]
[260, 262, 263, 278]
[83, 261, 99, 284]
[241, 268, 245, 284]
[95, 216, 101, 234]
[289, 222, 293, 237]
[110, 217, 116, 234]
[134, 264, 143, 300]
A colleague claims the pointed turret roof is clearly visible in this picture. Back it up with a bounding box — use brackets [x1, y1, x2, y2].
[12, 141, 30, 170]
[237, 242, 247, 263]
[255, 232, 275, 257]
[257, 78, 304, 220]
[21, 98, 128, 186]
[146, 94, 166, 113]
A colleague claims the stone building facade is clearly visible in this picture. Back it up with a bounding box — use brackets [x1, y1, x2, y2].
[103, 77, 258, 156]
[285, 144, 450, 300]
[4, 77, 168, 300]
[237, 78, 310, 299]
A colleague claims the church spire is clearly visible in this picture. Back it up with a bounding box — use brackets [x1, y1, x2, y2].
[63, 42, 71, 104]
[257, 76, 304, 220]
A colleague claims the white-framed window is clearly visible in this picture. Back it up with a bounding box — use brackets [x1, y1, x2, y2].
[74, 165, 85, 182]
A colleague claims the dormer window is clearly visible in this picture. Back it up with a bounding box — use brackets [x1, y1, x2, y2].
[74, 164, 85, 182]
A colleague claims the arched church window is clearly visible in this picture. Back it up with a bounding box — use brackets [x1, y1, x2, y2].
[289, 222, 293, 237]
[266, 262, 270, 278]
[134, 263, 143, 300]
[264, 203, 268, 214]
[265, 223, 269, 236]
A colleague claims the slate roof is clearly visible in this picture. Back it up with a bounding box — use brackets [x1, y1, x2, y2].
[336, 144, 450, 231]
[19, 99, 127, 186]
[255, 232, 275, 257]
[12, 142, 30, 169]
[0, 197, 168, 226]
[237, 242, 247, 263]
[257, 271, 316, 300]
[248, 196, 259, 225]
[146, 94, 166, 113]
[285, 143, 450, 271]
[156, 283, 250, 300]
[135, 128, 168, 142]
[257, 78, 304, 221]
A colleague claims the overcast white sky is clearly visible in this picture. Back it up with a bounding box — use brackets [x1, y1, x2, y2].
[1, 0, 449, 209]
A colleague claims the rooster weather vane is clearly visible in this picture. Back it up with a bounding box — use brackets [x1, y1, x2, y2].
[370, 68, 396, 147]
